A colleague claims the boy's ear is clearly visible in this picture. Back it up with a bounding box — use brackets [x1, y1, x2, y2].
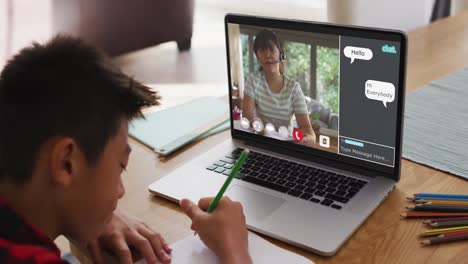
[49, 137, 80, 188]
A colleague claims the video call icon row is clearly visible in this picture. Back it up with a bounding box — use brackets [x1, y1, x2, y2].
[240, 117, 331, 148]
[240, 117, 290, 139]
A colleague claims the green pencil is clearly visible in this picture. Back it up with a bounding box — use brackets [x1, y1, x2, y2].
[194, 149, 249, 236]
[207, 149, 249, 213]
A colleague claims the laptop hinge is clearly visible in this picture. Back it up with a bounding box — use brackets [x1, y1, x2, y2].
[239, 139, 389, 179]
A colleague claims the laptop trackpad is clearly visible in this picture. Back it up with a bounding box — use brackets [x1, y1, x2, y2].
[226, 185, 285, 222]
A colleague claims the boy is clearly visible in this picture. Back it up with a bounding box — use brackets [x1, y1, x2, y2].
[0, 36, 252, 264]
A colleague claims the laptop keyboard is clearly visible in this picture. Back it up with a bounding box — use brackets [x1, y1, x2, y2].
[206, 148, 368, 210]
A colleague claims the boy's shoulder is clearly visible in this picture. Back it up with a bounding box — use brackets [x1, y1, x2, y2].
[0, 239, 64, 264]
[0, 198, 64, 264]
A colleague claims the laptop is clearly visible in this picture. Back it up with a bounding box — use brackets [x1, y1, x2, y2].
[149, 14, 407, 256]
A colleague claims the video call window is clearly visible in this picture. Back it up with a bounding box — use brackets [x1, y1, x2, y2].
[229, 24, 340, 150]
[228, 23, 400, 168]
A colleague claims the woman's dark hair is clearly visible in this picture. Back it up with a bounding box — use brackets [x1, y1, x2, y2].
[0, 35, 160, 185]
[253, 29, 285, 62]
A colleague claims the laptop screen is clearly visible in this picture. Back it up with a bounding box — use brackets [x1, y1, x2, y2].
[226, 15, 406, 176]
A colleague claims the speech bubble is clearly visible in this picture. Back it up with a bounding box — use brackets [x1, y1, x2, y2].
[365, 80, 395, 108]
[344, 46, 373, 64]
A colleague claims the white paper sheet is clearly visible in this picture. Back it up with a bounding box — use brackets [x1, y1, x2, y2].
[135, 231, 314, 264]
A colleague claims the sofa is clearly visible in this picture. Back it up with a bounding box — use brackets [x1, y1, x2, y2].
[305, 97, 339, 130]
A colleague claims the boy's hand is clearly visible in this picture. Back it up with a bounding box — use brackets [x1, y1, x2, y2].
[87, 209, 172, 264]
[180, 197, 252, 264]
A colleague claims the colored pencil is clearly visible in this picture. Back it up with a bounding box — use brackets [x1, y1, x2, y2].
[438, 230, 468, 238]
[420, 226, 468, 237]
[414, 193, 468, 199]
[429, 220, 468, 228]
[406, 204, 468, 213]
[421, 234, 468, 246]
[411, 197, 468, 202]
[423, 217, 468, 224]
[401, 212, 468, 219]
[415, 200, 468, 206]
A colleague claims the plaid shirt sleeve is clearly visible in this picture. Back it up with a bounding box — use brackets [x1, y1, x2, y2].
[0, 198, 66, 264]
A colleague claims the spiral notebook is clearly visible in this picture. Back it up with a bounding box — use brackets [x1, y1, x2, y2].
[129, 97, 229, 156]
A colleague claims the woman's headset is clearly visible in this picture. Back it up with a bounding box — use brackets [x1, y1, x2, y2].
[279, 44, 286, 63]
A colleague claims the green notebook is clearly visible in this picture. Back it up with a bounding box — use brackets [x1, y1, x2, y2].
[129, 97, 229, 156]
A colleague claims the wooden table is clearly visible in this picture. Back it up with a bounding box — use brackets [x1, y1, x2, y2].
[73, 11, 468, 263]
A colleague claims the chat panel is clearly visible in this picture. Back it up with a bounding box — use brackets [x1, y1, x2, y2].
[338, 36, 401, 167]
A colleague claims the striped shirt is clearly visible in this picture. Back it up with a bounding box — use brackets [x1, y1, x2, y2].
[244, 71, 308, 128]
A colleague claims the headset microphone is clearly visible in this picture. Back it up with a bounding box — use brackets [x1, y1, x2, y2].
[279, 51, 286, 62]
[272, 53, 286, 64]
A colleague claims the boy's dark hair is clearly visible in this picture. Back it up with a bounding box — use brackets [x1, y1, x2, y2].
[0, 35, 160, 185]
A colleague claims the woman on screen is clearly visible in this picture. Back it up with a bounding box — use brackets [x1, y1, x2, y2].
[242, 29, 316, 146]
